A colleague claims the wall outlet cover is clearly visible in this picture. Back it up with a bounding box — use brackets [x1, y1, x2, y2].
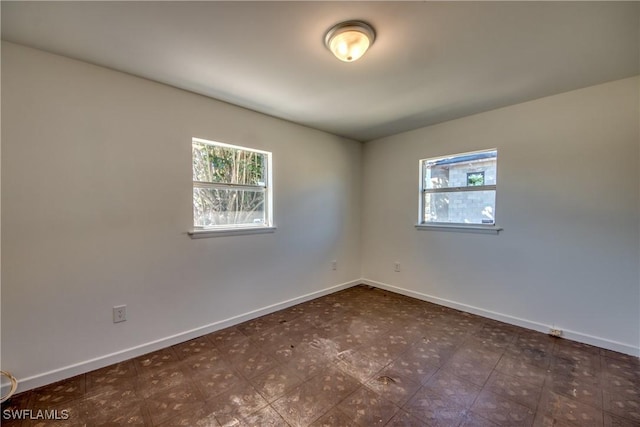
[113, 305, 127, 323]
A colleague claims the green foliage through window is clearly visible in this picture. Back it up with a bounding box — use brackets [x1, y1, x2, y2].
[466, 172, 485, 186]
[192, 139, 271, 228]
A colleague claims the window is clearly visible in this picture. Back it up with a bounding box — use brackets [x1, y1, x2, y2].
[192, 138, 272, 231]
[420, 149, 497, 226]
[466, 171, 485, 186]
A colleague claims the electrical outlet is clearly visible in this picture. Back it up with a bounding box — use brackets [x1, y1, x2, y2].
[113, 305, 127, 323]
[549, 328, 562, 337]
[394, 262, 401, 272]
[331, 260, 337, 270]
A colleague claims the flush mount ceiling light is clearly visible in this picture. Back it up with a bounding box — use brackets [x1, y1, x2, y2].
[324, 20, 375, 62]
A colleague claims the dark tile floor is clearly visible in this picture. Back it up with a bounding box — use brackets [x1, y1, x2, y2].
[2, 285, 639, 426]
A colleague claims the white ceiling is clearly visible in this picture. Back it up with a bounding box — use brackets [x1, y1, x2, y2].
[2, 1, 639, 142]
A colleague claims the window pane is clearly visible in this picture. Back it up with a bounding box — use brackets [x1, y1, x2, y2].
[424, 150, 497, 189]
[192, 142, 265, 186]
[423, 190, 496, 224]
[193, 187, 265, 227]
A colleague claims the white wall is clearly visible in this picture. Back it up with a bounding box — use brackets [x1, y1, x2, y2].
[362, 77, 640, 355]
[2, 41, 639, 394]
[1, 42, 362, 389]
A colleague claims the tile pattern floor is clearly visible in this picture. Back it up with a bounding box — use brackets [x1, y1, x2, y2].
[2, 285, 639, 426]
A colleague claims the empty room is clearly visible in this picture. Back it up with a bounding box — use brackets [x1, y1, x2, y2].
[1, 1, 639, 426]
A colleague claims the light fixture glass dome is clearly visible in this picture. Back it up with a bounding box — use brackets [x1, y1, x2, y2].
[324, 21, 375, 62]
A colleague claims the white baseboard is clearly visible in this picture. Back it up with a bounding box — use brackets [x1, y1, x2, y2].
[6, 279, 361, 394]
[362, 278, 640, 358]
[6, 276, 637, 396]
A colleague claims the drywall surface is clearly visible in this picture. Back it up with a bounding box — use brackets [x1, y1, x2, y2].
[362, 76, 640, 354]
[1, 42, 362, 386]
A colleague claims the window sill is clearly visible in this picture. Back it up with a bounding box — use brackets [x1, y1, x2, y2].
[415, 223, 502, 234]
[188, 226, 277, 239]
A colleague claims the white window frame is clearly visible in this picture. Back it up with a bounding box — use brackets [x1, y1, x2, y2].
[189, 137, 275, 238]
[416, 148, 502, 234]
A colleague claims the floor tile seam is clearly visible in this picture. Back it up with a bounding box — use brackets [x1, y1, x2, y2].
[548, 354, 603, 369]
[380, 342, 418, 373]
[478, 352, 542, 409]
[445, 350, 503, 372]
[456, 410, 497, 427]
[191, 356, 245, 383]
[135, 360, 189, 380]
[332, 356, 381, 386]
[261, 403, 294, 427]
[248, 364, 306, 404]
[237, 324, 281, 339]
[600, 374, 640, 389]
[27, 395, 90, 421]
[360, 373, 420, 408]
[432, 360, 494, 389]
[496, 352, 551, 375]
[139, 382, 199, 408]
[456, 361, 496, 412]
[353, 340, 411, 366]
[462, 329, 516, 342]
[176, 365, 209, 403]
[553, 347, 602, 362]
[380, 410, 416, 427]
[602, 408, 640, 425]
[132, 355, 148, 377]
[298, 360, 356, 388]
[599, 383, 640, 401]
[544, 370, 603, 391]
[551, 359, 603, 375]
[248, 380, 292, 405]
[174, 345, 224, 363]
[538, 383, 604, 411]
[143, 396, 201, 427]
[271, 389, 336, 427]
[401, 366, 444, 408]
[402, 386, 469, 426]
[196, 381, 234, 404]
[88, 397, 151, 425]
[485, 380, 543, 412]
[304, 402, 345, 427]
[27, 392, 85, 410]
[350, 382, 404, 409]
[237, 390, 273, 426]
[405, 336, 461, 356]
[389, 347, 437, 378]
[471, 386, 540, 422]
[212, 360, 264, 389]
[336, 386, 404, 427]
[600, 364, 640, 377]
[29, 372, 87, 393]
[210, 382, 271, 427]
[226, 346, 283, 374]
[153, 400, 208, 427]
[534, 388, 605, 427]
[206, 338, 247, 353]
[332, 384, 377, 425]
[601, 389, 640, 411]
[522, 353, 554, 416]
[182, 359, 238, 386]
[180, 346, 229, 363]
[325, 337, 370, 360]
[600, 364, 640, 379]
[395, 334, 429, 351]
